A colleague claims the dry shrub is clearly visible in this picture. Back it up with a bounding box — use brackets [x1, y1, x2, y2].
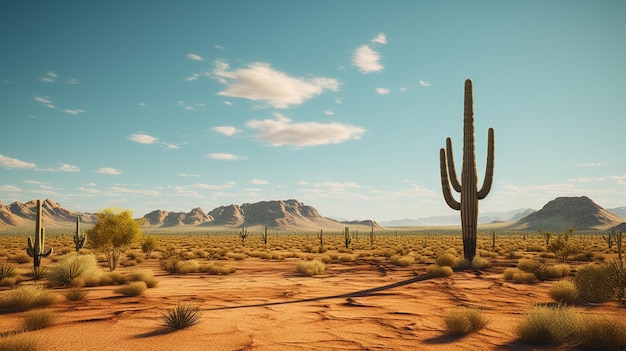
[435, 253, 458, 267]
[114, 281, 147, 297]
[198, 262, 236, 275]
[22, 308, 55, 331]
[577, 315, 626, 351]
[443, 307, 489, 336]
[390, 255, 415, 267]
[470, 256, 490, 270]
[503, 268, 538, 284]
[296, 260, 325, 276]
[0, 285, 62, 312]
[574, 263, 615, 303]
[544, 264, 570, 279]
[128, 269, 158, 288]
[426, 264, 453, 277]
[549, 280, 578, 305]
[65, 287, 88, 301]
[162, 302, 201, 330]
[47, 253, 101, 287]
[515, 305, 580, 345]
[0, 334, 39, 351]
[99, 271, 127, 286]
[176, 260, 200, 274]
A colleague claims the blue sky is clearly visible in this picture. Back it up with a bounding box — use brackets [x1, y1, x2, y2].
[1, 1, 625, 222]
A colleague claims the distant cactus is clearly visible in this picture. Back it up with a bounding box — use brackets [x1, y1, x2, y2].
[369, 222, 375, 246]
[318, 229, 324, 252]
[26, 200, 53, 273]
[439, 79, 495, 261]
[344, 227, 351, 249]
[603, 228, 616, 249]
[239, 227, 249, 246]
[73, 216, 87, 252]
[262, 225, 268, 246]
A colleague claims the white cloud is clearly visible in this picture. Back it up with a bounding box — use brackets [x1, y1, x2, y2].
[165, 143, 180, 150]
[419, 80, 432, 87]
[371, 33, 387, 44]
[251, 179, 269, 185]
[187, 53, 203, 61]
[68, 78, 80, 85]
[177, 101, 205, 111]
[192, 181, 236, 190]
[34, 96, 85, 115]
[63, 109, 85, 115]
[323, 111, 335, 116]
[246, 113, 365, 147]
[213, 126, 238, 136]
[38, 71, 57, 83]
[213, 60, 340, 108]
[109, 186, 161, 196]
[376, 87, 391, 95]
[312, 181, 362, 190]
[34, 96, 52, 104]
[353, 45, 383, 73]
[223, 101, 233, 106]
[206, 153, 239, 161]
[96, 167, 122, 175]
[59, 164, 80, 172]
[128, 133, 158, 144]
[138, 102, 148, 107]
[0, 154, 36, 169]
[185, 70, 210, 81]
[0, 185, 22, 192]
[577, 163, 607, 167]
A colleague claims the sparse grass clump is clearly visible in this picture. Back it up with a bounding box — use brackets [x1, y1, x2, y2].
[128, 269, 158, 288]
[515, 305, 580, 345]
[198, 262, 236, 275]
[549, 280, 578, 305]
[22, 308, 55, 331]
[470, 256, 490, 270]
[435, 253, 458, 267]
[426, 264, 453, 277]
[0, 285, 62, 312]
[0, 334, 39, 351]
[503, 268, 537, 284]
[443, 307, 489, 336]
[113, 281, 147, 297]
[576, 315, 626, 351]
[390, 255, 415, 267]
[65, 287, 88, 301]
[47, 253, 101, 287]
[162, 302, 201, 330]
[574, 263, 615, 303]
[296, 260, 325, 276]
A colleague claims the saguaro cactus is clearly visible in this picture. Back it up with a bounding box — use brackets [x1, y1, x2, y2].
[26, 199, 53, 272]
[73, 216, 87, 252]
[439, 79, 495, 261]
[344, 227, 351, 249]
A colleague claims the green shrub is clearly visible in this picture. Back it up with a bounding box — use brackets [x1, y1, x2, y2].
[0, 334, 39, 351]
[549, 280, 578, 305]
[47, 253, 101, 287]
[443, 307, 489, 336]
[426, 264, 453, 277]
[22, 308, 55, 331]
[162, 302, 201, 330]
[390, 255, 415, 267]
[296, 260, 325, 276]
[515, 305, 580, 345]
[576, 315, 626, 351]
[114, 281, 147, 297]
[0, 285, 62, 312]
[574, 263, 615, 303]
[435, 253, 458, 267]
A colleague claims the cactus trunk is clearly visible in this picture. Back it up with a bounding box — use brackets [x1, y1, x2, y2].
[439, 80, 495, 261]
[26, 199, 53, 272]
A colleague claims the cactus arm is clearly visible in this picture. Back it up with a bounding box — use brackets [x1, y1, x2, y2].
[477, 128, 495, 199]
[26, 236, 35, 257]
[445, 138, 462, 192]
[439, 148, 461, 210]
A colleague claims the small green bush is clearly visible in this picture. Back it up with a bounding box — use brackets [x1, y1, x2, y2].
[22, 308, 55, 331]
[426, 264, 453, 277]
[549, 280, 578, 305]
[296, 260, 325, 276]
[443, 307, 489, 336]
[114, 281, 147, 297]
[162, 302, 201, 330]
[0, 285, 62, 312]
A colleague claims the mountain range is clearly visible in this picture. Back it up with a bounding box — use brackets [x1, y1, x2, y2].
[0, 196, 623, 232]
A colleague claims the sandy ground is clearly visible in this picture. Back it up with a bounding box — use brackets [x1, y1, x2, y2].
[0, 257, 623, 351]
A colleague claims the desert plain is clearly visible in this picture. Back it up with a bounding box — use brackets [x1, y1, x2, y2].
[0, 230, 624, 351]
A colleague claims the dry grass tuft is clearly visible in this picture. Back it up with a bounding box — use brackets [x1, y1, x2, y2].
[443, 307, 489, 336]
[296, 260, 325, 276]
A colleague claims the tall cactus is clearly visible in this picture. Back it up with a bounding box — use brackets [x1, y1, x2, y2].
[73, 216, 87, 252]
[26, 199, 53, 272]
[439, 79, 495, 261]
[344, 226, 351, 249]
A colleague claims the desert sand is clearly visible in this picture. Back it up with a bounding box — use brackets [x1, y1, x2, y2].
[1, 254, 622, 351]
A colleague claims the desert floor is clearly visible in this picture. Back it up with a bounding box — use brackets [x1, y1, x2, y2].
[1, 254, 623, 351]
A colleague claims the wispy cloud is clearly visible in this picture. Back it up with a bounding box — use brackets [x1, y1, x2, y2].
[246, 113, 365, 147]
[128, 133, 158, 144]
[96, 167, 122, 175]
[419, 80, 432, 87]
[38, 71, 57, 83]
[68, 78, 80, 85]
[0, 185, 22, 192]
[577, 163, 607, 167]
[251, 179, 269, 185]
[213, 126, 238, 136]
[376, 87, 390, 95]
[353, 45, 383, 73]
[59, 164, 80, 172]
[33, 96, 85, 115]
[213, 60, 339, 108]
[371, 33, 387, 44]
[109, 186, 161, 196]
[206, 153, 239, 161]
[187, 53, 204, 61]
[0, 154, 36, 169]
[185, 70, 210, 81]
[192, 181, 236, 190]
[63, 109, 85, 115]
[176, 101, 205, 111]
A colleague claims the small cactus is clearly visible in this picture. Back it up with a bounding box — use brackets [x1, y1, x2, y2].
[26, 200, 53, 273]
[344, 227, 351, 249]
[318, 229, 324, 252]
[73, 216, 87, 252]
[262, 225, 268, 246]
[239, 227, 249, 246]
[602, 228, 615, 249]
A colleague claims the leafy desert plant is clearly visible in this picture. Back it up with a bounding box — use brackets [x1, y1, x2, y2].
[443, 307, 489, 336]
[549, 280, 579, 305]
[22, 308, 55, 331]
[162, 302, 201, 330]
[296, 260, 325, 276]
[141, 236, 158, 258]
[113, 281, 147, 297]
[0, 285, 62, 312]
[87, 208, 143, 271]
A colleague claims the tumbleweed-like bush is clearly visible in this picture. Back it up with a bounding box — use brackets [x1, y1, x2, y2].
[162, 301, 201, 330]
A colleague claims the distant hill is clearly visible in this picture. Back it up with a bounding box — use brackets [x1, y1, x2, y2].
[512, 196, 624, 232]
[0, 199, 95, 230]
[608, 207, 626, 219]
[380, 208, 534, 227]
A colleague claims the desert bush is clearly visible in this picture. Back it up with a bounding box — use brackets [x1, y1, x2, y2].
[22, 308, 55, 331]
[47, 253, 101, 287]
[435, 253, 458, 267]
[162, 302, 201, 330]
[470, 256, 490, 270]
[426, 264, 453, 277]
[503, 268, 537, 284]
[443, 307, 489, 336]
[65, 287, 88, 301]
[544, 264, 570, 279]
[11, 253, 31, 264]
[0, 285, 62, 312]
[0, 334, 39, 351]
[198, 262, 236, 275]
[574, 263, 615, 303]
[390, 255, 415, 267]
[0, 263, 17, 280]
[549, 280, 579, 305]
[114, 281, 147, 297]
[296, 260, 325, 276]
[175, 260, 201, 274]
[515, 305, 580, 345]
[99, 271, 127, 285]
[576, 315, 626, 351]
[128, 269, 158, 288]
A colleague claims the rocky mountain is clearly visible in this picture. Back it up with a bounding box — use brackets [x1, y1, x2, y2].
[0, 199, 96, 230]
[341, 220, 384, 229]
[512, 196, 624, 232]
[380, 208, 535, 227]
[143, 207, 213, 227]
